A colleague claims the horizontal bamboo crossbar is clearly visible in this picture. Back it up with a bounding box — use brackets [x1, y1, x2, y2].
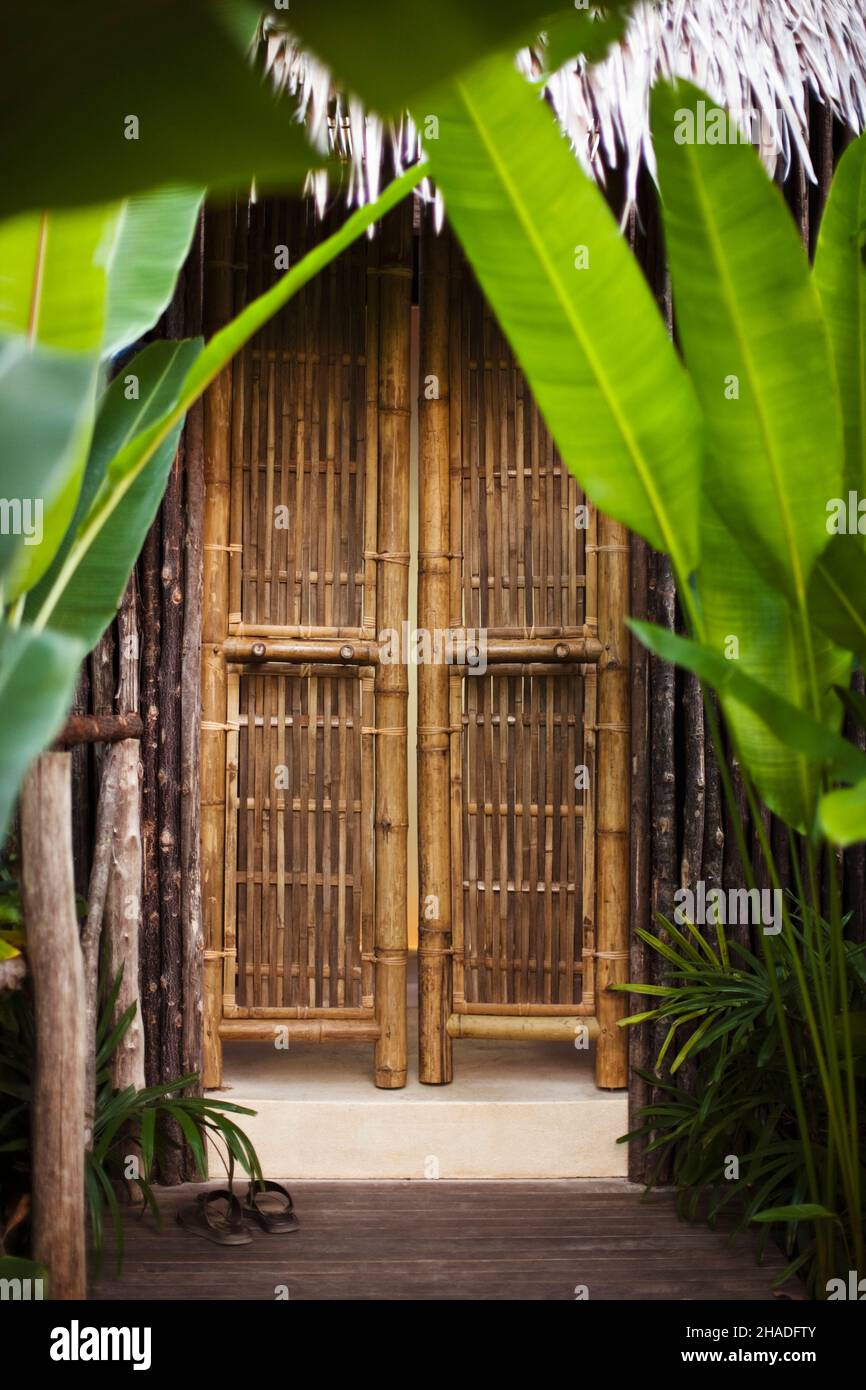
[219, 1018, 380, 1043]
[481, 637, 603, 664]
[224, 635, 602, 666]
[224, 637, 380, 665]
[224, 1003, 373, 1019]
[446, 1013, 599, 1042]
[452, 1000, 595, 1017]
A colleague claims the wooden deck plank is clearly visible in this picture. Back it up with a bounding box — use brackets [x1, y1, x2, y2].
[91, 1182, 790, 1302]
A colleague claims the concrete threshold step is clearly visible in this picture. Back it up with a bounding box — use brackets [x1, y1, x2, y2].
[209, 1035, 628, 1180]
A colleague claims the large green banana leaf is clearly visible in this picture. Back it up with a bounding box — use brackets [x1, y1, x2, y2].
[820, 780, 866, 847]
[0, 205, 118, 351]
[814, 132, 866, 496]
[29, 340, 202, 648]
[698, 504, 850, 830]
[0, 339, 95, 588]
[103, 189, 204, 358]
[0, 204, 116, 592]
[0, 2, 327, 217]
[0, 624, 86, 842]
[630, 621, 865, 791]
[652, 81, 843, 609]
[1, 188, 205, 596]
[417, 55, 702, 577]
[807, 533, 866, 666]
[809, 134, 866, 667]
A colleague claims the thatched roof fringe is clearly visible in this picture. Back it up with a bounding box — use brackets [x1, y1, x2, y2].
[265, 0, 866, 215]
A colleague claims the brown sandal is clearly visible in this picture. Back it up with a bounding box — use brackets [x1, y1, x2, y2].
[176, 1190, 253, 1246]
[243, 1181, 299, 1233]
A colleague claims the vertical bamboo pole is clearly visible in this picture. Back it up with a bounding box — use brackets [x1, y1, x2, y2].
[594, 513, 631, 1088]
[418, 219, 453, 1084]
[21, 754, 86, 1300]
[373, 202, 412, 1089]
[200, 202, 235, 1088]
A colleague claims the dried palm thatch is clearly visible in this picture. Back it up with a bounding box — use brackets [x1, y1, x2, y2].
[264, 0, 866, 214]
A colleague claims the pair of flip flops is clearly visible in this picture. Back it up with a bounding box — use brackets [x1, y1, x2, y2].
[177, 1182, 299, 1246]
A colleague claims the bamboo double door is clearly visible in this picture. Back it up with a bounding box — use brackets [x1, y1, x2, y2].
[201, 203, 630, 1092]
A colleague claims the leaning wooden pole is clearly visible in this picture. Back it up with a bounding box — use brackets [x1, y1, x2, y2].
[373, 202, 412, 1089]
[200, 202, 235, 1088]
[21, 754, 86, 1299]
[417, 218, 453, 1084]
[594, 513, 631, 1088]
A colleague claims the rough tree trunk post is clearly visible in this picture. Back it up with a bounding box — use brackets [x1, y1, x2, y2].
[69, 666, 91, 899]
[140, 517, 162, 1082]
[102, 579, 146, 1094]
[104, 740, 145, 1092]
[159, 396, 185, 1175]
[81, 744, 126, 1147]
[181, 216, 205, 1098]
[20, 753, 87, 1300]
[90, 629, 114, 781]
[417, 217, 453, 1085]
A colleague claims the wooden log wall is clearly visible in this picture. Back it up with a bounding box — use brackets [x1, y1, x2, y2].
[66, 216, 208, 1180]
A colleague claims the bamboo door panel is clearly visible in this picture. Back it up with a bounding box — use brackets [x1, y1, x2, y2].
[450, 255, 597, 1018]
[232, 200, 372, 635]
[222, 198, 378, 1023]
[458, 673, 587, 1007]
[226, 667, 374, 1014]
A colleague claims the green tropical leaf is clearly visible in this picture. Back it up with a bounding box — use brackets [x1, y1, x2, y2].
[808, 532, 866, 664]
[831, 682, 866, 731]
[103, 188, 203, 358]
[819, 780, 866, 847]
[751, 1203, 838, 1223]
[0, 336, 96, 588]
[0, 205, 118, 351]
[630, 619, 866, 790]
[30, 339, 202, 650]
[418, 55, 702, 574]
[0, 205, 123, 592]
[653, 80, 843, 607]
[538, 4, 634, 76]
[814, 131, 866, 494]
[0, 623, 86, 842]
[0, 2, 328, 218]
[699, 504, 849, 829]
